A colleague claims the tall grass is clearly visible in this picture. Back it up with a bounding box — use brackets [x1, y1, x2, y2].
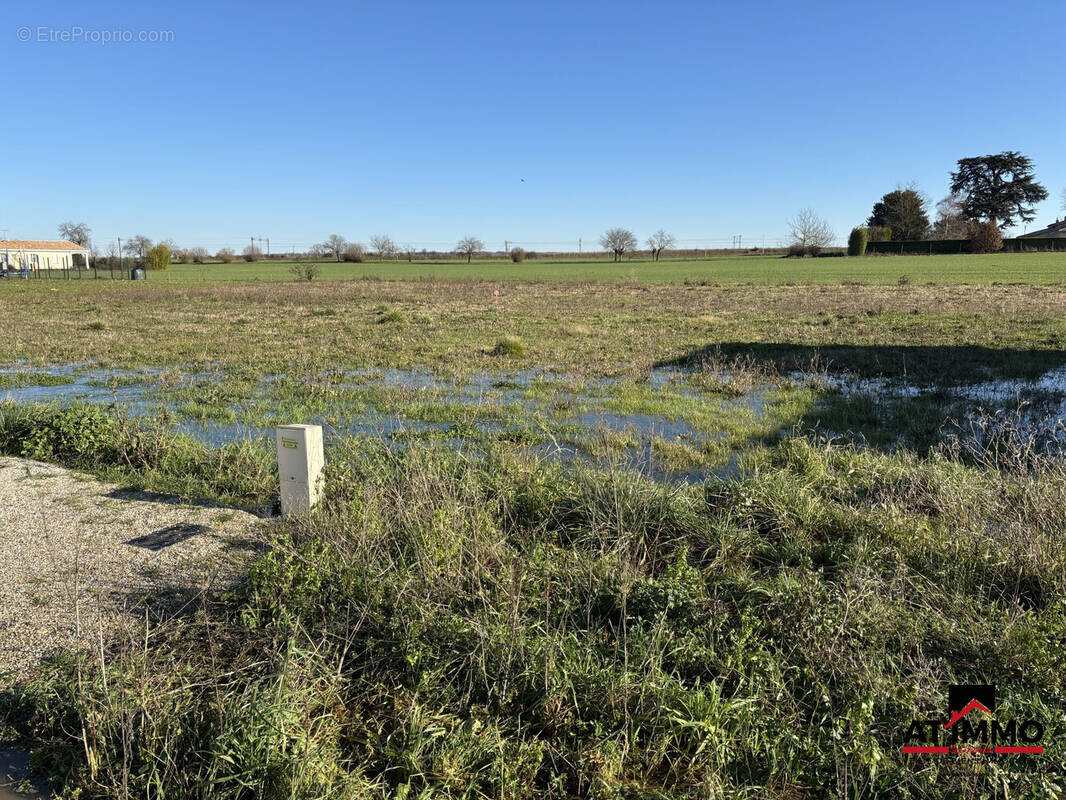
[3, 421, 1064, 797]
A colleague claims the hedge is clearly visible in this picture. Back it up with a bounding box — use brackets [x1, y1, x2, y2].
[866, 237, 1066, 255]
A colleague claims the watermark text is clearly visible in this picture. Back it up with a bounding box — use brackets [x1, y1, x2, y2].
[16, 26, 175, 44]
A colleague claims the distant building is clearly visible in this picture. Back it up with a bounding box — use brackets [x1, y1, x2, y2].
[0, 240, 88, 274]
[1017, 219, 1066, 239]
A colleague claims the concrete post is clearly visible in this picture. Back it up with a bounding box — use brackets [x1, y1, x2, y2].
[275, 424, 324, 516]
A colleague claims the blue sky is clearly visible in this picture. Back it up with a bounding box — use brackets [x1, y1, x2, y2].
[5, 0, 1064, 252]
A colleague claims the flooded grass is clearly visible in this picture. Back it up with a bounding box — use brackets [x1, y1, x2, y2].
[3, 357, 1064, 483]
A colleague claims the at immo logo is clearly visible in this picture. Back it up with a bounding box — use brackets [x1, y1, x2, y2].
[903, 685, 1044, 755]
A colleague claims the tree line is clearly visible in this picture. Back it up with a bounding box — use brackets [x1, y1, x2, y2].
[851, 151, 1051, 255]
[52, 227, 688, 269]
[55, 151, 1059, 269]
[788, 150, 1057, 258]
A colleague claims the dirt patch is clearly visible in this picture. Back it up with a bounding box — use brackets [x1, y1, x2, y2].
[0, 456, 268, 685]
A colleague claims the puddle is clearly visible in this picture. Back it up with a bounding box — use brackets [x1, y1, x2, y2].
[0, 749, 47, 800]
[802, 366, 1066, 448]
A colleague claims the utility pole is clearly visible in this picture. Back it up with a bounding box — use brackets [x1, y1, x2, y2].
[578, 237, 582, 254]
[117, 237, 122, 280]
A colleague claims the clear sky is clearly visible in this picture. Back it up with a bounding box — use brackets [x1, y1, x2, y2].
[5, 0, 1065, 252]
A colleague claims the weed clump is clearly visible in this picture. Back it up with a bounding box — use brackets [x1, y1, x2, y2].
[377, 309, 406, 324]
[0, 401, 275, 506]
[492, 335, 525, 356]
[288, 262, 320, 282]
[560, 324, 592, 336]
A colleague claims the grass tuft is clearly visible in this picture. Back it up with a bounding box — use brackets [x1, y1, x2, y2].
[492, 335, 525, 356]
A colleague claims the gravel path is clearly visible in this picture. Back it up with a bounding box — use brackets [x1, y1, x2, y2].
[0, 456, 269, 685]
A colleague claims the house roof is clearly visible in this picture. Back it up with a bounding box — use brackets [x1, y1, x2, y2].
[0, 239, 87, 251]
[1018, 219, 1066, 238]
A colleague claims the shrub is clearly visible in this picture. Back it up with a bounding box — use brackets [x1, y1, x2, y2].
[492, 335, 524, 356]
[342, 243, 366, 263]
[969, 220, 1003, 253]
[847, 227, 868, 256]
[175, 249, 193, 264]
[289, 262, 320, 282]
[3, 404, 117, 466]
[510, 247, 526, 263]
[216, 248, 235, 263]
[242, 245, 262, 262]
[145, 244, 170, 271]
[786, 243, 807, 258]
[189, 247, 210, 264]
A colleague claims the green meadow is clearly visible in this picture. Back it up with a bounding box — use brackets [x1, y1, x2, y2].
[54, 250, 1066, 285]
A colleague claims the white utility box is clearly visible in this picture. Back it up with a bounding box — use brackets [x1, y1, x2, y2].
[275, 424, 324, 516]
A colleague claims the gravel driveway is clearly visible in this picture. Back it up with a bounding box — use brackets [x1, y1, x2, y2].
[0, 456, 268, 685]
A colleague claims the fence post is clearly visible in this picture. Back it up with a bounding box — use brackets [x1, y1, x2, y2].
[275, 424, 324, 516]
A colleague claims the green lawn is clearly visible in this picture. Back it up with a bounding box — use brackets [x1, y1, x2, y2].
[65, 251, 1066, 285]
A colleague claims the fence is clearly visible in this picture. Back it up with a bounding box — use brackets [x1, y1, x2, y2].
[1, 264, 140, 280]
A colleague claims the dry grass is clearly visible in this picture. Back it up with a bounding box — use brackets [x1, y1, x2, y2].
[1, 280, 1064, 380]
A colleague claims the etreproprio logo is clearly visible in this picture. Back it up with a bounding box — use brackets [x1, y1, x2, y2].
[902, 685, 1045, 755]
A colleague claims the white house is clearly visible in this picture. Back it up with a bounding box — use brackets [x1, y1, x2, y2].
[0, 239, 89, 275]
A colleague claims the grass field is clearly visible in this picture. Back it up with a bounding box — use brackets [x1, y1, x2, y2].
[38, 250, 1066, 285]
[2, 258, 1065, 798]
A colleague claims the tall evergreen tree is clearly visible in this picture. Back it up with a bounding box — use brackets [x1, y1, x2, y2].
[949, 151, 1048, 228]
[867, 188, 930, 241]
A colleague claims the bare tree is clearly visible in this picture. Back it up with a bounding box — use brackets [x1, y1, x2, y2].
[645, 229, 676, 261]
[369, 234, 397, 259]
[57, 221, 91, 246]
[787, 209, 834, 255]
[600, 228, 638, 262]
[188, 246, 210, 264]
[931, 194, 971, 240]
[242, 244, 262, 262]
[321, 234, 347, 261]
[456, 236, 483, 263]
[105, 240, 119, 267]
[123, 234, 153, 260]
